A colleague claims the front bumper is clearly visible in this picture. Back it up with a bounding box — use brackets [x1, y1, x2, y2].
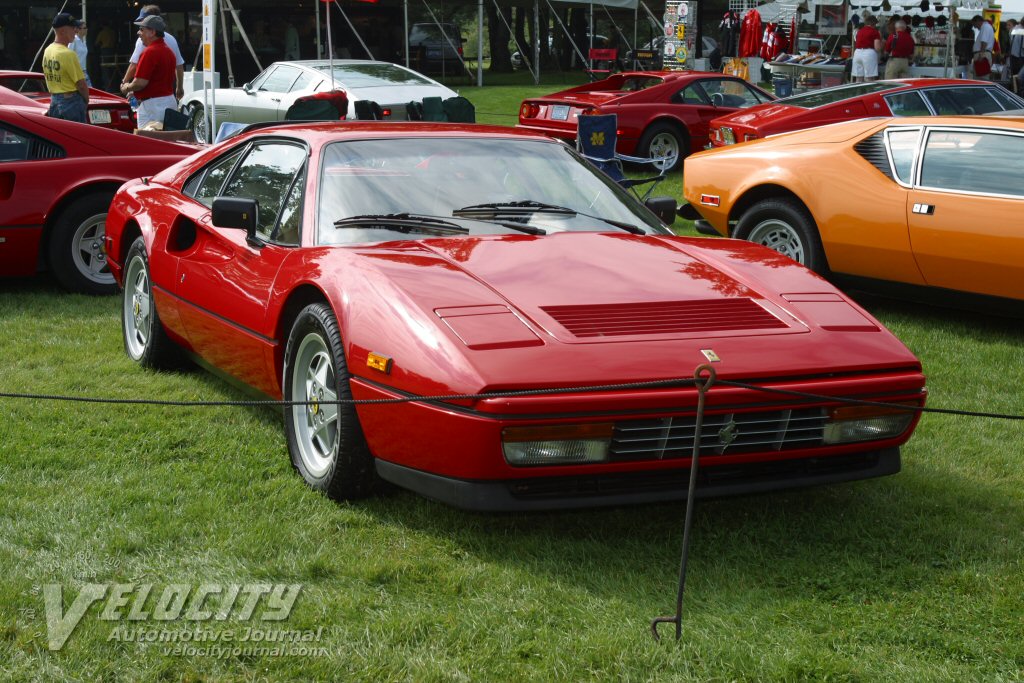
[376, 448, 901, 511]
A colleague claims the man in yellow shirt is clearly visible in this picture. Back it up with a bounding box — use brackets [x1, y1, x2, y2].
[42, 13, 89, 123]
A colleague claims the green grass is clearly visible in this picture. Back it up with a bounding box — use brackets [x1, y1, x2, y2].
[1, 86, 1023, 681]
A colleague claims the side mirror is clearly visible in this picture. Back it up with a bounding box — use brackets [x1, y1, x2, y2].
[242, 82, 254, 94]
[212, 197, 261, 246]
[645, 196, 677, 226]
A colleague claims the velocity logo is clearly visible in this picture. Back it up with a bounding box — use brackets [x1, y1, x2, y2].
[43, 583, 302, 651]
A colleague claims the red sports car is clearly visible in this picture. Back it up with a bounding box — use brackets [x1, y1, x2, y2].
[0, 93, 194, 293]
[0, 70, 137, 133]
[517, 71, 774, 172]
[105, 122, 925, 511]
[708, 79, 1024, 147]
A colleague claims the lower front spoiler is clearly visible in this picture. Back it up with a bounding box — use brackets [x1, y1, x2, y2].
[376, 447, 901, 512]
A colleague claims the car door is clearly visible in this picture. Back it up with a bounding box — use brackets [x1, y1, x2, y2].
[175, 138, 308, 394]
[677, 78, 767, 146]
[0, 121, 63, 277]
[234, 65, 303, 123]
[906, 126, 1024, 300]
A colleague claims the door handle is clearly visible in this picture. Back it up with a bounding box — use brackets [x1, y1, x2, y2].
[912, 203, 935, 215]
[272, 97, 281, 103]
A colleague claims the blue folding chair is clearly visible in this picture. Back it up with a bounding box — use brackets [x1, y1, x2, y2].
[576, 114, 665, 200]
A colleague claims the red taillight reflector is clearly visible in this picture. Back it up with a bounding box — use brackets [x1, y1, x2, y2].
[381, 108, 391, 117]
[520, 102, 540, 119]
[700, 194, 720, 207]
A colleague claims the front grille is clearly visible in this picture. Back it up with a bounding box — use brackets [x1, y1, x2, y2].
[541, 299, 787, 338]
[610, 408, 827, 460]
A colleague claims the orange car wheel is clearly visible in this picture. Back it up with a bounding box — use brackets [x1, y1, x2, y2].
[735, 198, 828, 274]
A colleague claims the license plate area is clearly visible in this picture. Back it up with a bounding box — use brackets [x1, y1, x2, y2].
[550, 105, 570, 121]
[89, 109, 112, 125]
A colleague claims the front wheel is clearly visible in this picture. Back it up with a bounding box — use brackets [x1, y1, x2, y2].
[48, 193, 116, 295]
[121, 237, 183, 369]
[283, 303, 378, 501]
[638, 122, 687, 172]
[189, 104, 208, 143]
[734, 198, 828, 274]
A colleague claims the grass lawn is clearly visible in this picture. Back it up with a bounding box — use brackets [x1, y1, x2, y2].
[1, 84, 1023, 681]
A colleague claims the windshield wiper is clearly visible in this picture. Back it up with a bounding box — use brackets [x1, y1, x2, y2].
[332, 213, 469, 235]
[453, 200, 577, 217]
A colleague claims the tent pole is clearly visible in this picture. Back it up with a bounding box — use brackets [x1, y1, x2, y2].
[534, 0, 541, 84]
[477, 0, 484, 85]
[315, 0, 322, 59]
[405, 0, 410, 67]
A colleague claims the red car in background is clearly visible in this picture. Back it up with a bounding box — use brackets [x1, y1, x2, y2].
[0, 70, 136, 133]
[0, 91, 194, 293]
[708, 79, 1024, 147]
[105, 122, 925, 511]
[517, 71, 774, 172]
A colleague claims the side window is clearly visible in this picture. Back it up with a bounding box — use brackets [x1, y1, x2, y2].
[923, 88, 1002, 115]
[675, 84, 708, 105]
[885, 91, 932, 117]
[186, 148, 246, 207]
[290, 71, 316, 93]
[700, 79, 767, 108]
[919, 130, 1024, 196]
[885, 128, 921, 184]
[259, 66, 301, 93]
[248, 67, 275, 91]
[0, 124, 64, 162]
[274, 168, 306, 245]
[988, 87, 1024, 111]
[222, 142, 307, 242]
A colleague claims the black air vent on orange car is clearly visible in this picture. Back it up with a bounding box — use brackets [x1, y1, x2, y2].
[541, 299, 787, 338]
[853, 132, 893, 180]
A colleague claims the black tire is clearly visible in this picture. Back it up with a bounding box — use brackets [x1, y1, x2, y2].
[283, 303, 378, 501]
[638, 122, 688, 173]
[734, 198, 829, 274]
[189, 104, 208, 143]
[47, 193, 116, 295]
[121, 237, 184, 369]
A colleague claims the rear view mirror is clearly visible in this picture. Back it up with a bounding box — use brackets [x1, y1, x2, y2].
[645, 196, 677, 225]
[212, 197, 260, 245]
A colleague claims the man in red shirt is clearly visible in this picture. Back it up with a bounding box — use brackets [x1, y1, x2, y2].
[852, 16, 883, 82]
[884, 19, 916, 79]
[119, 15, 176, 129]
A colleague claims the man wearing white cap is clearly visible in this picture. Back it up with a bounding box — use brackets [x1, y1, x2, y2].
[120, 15, 177, 128]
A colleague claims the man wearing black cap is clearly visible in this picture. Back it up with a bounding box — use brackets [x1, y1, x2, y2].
[120, 15, 177, 129]
[122, 5, 184, 103]
[42, 13, 89, 123]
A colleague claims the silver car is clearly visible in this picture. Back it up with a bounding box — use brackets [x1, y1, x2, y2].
[182, 60, 458, 142]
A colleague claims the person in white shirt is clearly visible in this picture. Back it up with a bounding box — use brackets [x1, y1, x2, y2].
[122, 5, 184, 102]
[69, 20, 91, 87]
[971, 15, 995, 80]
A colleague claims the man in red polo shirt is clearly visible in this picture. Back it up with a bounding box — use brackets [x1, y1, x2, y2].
[852, 16, 883, 82]
[884, 20, 916, 79]
[119, 15, 176, 129]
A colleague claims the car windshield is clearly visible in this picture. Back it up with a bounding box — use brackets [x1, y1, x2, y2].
[0, 76, 48, 96]
[317, 137, 668, 245]
[312, 63, 433, 87]
[777, 81, 903, 108]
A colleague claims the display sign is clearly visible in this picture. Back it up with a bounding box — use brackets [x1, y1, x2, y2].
[202, 0, 214, 72]
[663, 1, 696, 70]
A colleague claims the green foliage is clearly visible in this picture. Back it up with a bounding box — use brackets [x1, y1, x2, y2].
[1, 85, 1022, 679]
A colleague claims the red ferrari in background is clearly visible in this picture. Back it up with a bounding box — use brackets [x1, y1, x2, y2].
[105, 121, 925, 511]
[708, 79, 1024, 147]
[517, 71, 774, 171]
[0, 92, 194, 293]
[0, 70, 136, 133]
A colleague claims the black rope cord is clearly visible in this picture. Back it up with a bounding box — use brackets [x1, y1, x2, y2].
[0, 376, 1022, 420]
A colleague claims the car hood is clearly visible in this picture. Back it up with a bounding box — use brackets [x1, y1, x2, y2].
[533, 91, 626, 107]
[715, 102, 805, 127]
[336, 232, 919, 392]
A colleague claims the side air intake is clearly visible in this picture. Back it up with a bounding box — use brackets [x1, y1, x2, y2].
[853, 132, 893, 180]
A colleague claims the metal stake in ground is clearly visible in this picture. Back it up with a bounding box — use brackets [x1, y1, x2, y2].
[651, 363, 716, 642]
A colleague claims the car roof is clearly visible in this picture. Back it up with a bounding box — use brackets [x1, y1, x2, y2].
[878, 115, 1024, 129]
[0, 70, 45, 79]
[229, 121, 565, 145]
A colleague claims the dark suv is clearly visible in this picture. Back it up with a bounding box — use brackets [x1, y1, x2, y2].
[409, 22, 465, 73]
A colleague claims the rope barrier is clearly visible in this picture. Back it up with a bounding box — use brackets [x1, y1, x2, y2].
[0, 378, 1022, 420]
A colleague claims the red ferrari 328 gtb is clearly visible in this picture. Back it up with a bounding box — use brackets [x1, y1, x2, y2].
[105, 122, 926, 510]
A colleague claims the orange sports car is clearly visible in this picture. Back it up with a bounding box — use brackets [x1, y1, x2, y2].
[682, 116, 1024, 304]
